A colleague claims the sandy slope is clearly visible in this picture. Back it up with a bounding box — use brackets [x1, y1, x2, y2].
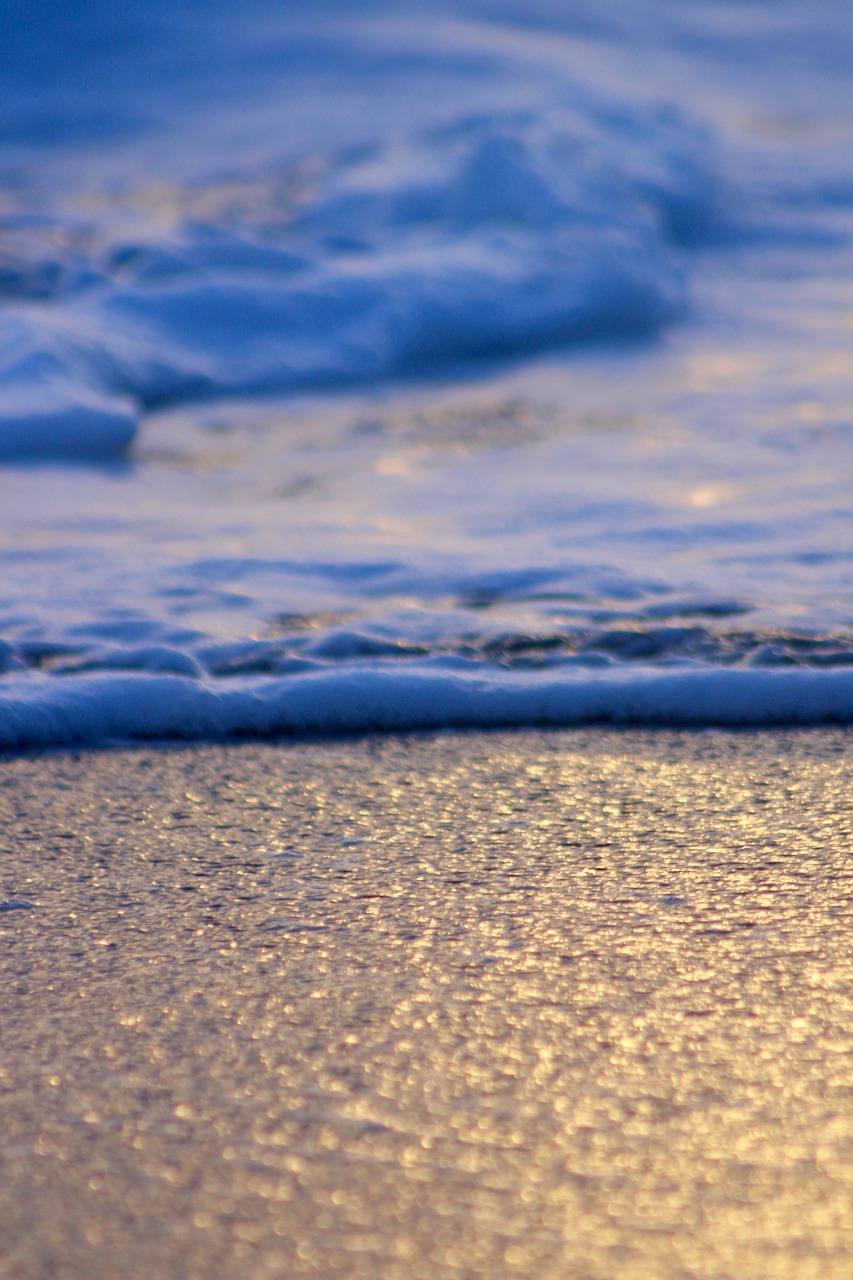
[1, 728, 852, 1278]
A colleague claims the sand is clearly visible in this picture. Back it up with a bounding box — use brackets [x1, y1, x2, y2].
[1, 728, 853, 1279]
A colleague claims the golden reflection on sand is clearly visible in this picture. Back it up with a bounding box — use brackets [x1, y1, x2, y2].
[1, 730, 852, 1278]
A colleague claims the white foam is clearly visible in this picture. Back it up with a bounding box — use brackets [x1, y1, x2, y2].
[1, 664, 852, 749]
[0, 103, 703, 449]
[5, 0, 849, 462]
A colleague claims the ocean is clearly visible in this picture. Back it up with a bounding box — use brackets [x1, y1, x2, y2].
[2, 0, 852, 746]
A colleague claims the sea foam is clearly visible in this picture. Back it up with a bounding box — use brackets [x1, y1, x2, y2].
[1, 107, 709, 457]
[1, 664, 853, 749]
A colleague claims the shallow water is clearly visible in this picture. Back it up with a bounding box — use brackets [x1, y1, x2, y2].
[2, 1, 853, 744]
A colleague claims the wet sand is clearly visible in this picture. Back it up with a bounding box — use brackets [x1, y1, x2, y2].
[1, 728, 853, 1279]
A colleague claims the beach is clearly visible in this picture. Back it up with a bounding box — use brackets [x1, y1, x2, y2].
[3, 8, 853, 1271]
[2, 727, 852, 1278]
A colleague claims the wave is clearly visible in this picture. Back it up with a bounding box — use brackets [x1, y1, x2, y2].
[7, 620, 853, 680]
[5, 0, 853, 461]
[0, 102, 712, 458]
[3, 615, 853, 748]
[2, 662, 853, 750]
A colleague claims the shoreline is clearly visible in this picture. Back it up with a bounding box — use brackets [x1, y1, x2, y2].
[3, 716, 851, 754]
[2, 664, 853, 754]
[2, 728, 853, 1278]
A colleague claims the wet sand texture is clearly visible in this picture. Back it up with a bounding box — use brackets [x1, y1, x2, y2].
[1, 729, 853, 1279]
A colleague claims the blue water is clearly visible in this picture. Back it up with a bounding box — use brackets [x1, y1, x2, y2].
[1, 0, 852, 744]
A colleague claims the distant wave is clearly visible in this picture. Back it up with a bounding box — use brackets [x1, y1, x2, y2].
[0, 103, 713, 459]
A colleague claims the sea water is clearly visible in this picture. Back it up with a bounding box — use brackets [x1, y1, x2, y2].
[1, 0, 852, 746]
